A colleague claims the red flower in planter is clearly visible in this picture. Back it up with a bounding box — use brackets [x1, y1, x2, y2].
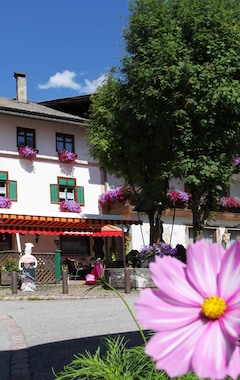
[18, 146, 38, 160]
[58, 150, 77, 164]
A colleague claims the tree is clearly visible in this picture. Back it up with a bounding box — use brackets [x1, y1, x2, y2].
[88, 0, 240, 242]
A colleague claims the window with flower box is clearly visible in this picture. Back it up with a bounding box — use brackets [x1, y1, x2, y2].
[56, 133, 74, 152]
[0, 172, 17, 201]
[17, 127, 36, 148]
[50, 177, 84, 205]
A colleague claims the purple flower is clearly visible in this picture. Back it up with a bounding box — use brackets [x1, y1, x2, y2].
[98, 185, 137, 206]
[59, 200, 81, 213]
[0, 196, 12, 209]
[234, 155, 240, 165]
[167, 189, 190, 204]
[220, 196, 240, 209]
[18, 146, 37, 160]
[135, 240, 240, 379]
[137, 242, 176, 262]
[58, 151, 77, 163]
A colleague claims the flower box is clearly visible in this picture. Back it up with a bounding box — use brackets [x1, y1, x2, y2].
[59, 200, 82, 213]
[101, 201, 134, 216]
[18, 146, 38, 160]
[0, 196, 12, 209]
[58, 151, 77, 164]
[167, 189, 191, 208]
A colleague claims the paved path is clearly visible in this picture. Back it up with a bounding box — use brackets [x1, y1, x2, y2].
[0, 284, 143, 379]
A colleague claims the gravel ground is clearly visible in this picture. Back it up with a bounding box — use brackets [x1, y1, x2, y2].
[0, 280, 139, 300]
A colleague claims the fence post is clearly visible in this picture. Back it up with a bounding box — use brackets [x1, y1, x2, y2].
[11, 271, 18, 294]
[55, 250, 61, 284]
[62, 270, 68, 294]
[124, 267, 131, 294]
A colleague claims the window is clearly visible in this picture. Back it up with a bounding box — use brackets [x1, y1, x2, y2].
[225, 229, 240, 246]
[17, 127, 36, 148]
[188, 227, 216, 244]
[0, 233, 12, 250]
[56, 133, 74, 152]
[50, 177, 84, 205]
[0, 172, 17, 201]
[61, 236, 89, 256]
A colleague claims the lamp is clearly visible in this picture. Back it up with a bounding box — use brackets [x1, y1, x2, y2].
[54, 236, 60, 247]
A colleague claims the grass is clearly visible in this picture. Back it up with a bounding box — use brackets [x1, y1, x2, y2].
[53, 335, 200, 380]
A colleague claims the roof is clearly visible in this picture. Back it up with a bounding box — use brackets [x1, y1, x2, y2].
[0, 213, 142, 236]
[40, 94, 92, 118]
[0, 97, 89, 126]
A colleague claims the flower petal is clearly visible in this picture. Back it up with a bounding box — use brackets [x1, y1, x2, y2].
[218, 241, 240, 301]
[186, 240, 225, 296]
[226, 344, 240, 379]
[135, 288, 201, 331]
[144, 318, 204, 377]
[192, 320, 235, 379]
[149, 255, 202, 305]
[220, 310, 240, 342]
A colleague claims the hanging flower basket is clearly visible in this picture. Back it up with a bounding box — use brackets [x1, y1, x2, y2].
[18, 146, 38, 160]
[58, 151, 77, 164]
[136, 242, 177, 268]
[0, 196, 12, 209]
[98, 185, 139, 209]
[59, 200, 82, 213]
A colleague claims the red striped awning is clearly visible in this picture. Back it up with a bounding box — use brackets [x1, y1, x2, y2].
[0, 213, 141, 236]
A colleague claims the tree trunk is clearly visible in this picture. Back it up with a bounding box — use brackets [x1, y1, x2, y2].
[191, 190, 210, 242]
[148, 210, 164, 245]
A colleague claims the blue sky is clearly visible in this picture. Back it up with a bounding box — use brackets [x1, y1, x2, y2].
[1, 0, 130, 102]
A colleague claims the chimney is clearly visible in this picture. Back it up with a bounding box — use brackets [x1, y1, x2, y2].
[14, 72, 27, 102]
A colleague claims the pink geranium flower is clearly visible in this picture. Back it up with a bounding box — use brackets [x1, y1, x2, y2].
[135, 240, 240, 379]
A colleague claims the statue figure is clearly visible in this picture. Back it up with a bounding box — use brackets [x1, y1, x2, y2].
[19, 242, 38, 291]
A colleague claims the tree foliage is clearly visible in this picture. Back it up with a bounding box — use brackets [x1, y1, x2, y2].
[88, 0, 240, 241]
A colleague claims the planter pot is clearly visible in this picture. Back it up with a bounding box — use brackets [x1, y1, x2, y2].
[104, 268, 155, 290]
[1, 271, 11, 286]
[100, 202, 134, 216]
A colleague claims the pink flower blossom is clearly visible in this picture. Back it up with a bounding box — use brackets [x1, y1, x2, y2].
[18, 146, 38, 160]
[85, 260, 103, 285]
[58, 150, 77, 163]
[135, 240, 240, 379]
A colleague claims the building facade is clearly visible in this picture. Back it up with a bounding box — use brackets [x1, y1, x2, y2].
[0, 73, 140, 270]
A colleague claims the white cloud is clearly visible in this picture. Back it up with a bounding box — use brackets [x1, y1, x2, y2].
[38, 70, 81, 91]
[38, 70, 107, 95]
[81, 74, 107, 94]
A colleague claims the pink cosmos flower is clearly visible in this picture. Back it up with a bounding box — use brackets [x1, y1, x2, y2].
[135, 240, 240, 379]
[85, 260, 103, 285]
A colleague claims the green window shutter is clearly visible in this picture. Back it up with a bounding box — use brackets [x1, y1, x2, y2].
[50, 184, 59, 203]
[0, 172, 7, 180]
[67, 179, 75, 187]
[76, 186, 84, 205]
[8, 181, 17, 201]
[59, 178, 67, 186]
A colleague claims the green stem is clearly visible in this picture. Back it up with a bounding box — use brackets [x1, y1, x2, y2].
[103, 281, 147, 345]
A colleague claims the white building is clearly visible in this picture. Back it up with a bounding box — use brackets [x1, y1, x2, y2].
[0, 72, 141, 271]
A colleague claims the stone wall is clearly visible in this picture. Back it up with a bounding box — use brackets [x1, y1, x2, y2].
[105, 268, 155, 290]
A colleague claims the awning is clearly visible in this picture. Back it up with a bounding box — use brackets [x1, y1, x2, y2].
[63, 224, 123, 237]
[0, 213, 141, 236]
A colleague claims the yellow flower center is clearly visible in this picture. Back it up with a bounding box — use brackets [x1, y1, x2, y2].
[201, 296, 226, 319]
